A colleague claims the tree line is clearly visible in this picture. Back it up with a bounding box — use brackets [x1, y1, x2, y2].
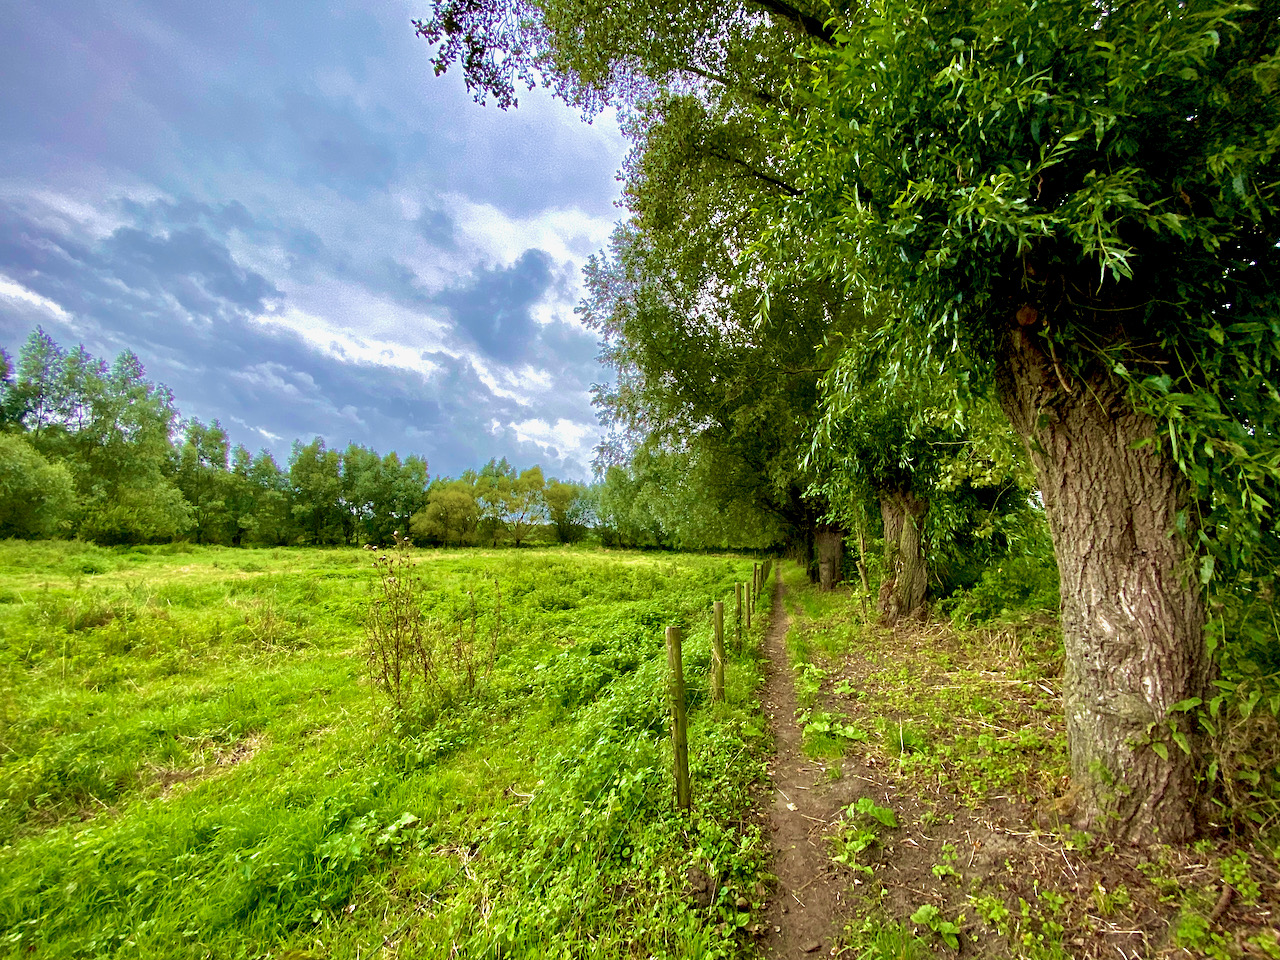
[0, 329, 631, 549]
[415, 0, 1280, 842]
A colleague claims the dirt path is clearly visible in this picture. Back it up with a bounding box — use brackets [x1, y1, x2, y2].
[759, 572, 858, 958]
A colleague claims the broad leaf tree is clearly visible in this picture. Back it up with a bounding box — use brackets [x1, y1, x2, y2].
[766, 0, 1280, 841]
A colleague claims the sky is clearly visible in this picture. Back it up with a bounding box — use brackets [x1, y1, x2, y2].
[0, 0, 629, 479]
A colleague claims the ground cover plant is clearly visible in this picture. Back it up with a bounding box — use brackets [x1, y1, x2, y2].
[774, 561, 1280, 959]
[0, 540, 774, 958]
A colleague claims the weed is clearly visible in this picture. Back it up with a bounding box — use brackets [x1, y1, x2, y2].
[909, 904, 962, 950]
[1219, 849, 1262, 903]
[877, 717, 930, 757]
[931, 842, 960, 881]
[1089, 881, 1131, 916]
[365, 534, 501, 717]
[831, 798, 898, 875]
[842, 914, 932, 959]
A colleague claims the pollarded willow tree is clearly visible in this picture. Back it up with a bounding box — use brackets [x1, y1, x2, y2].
[766, 0, 1280, 842]
[415, 0, 1280, 841]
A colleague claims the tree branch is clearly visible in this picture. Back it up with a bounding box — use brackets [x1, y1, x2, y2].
[706, 149, 802, 197]
[747, 0, 838, 46]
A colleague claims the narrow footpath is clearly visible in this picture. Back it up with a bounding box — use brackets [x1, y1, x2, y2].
[759, 572, 854, 958]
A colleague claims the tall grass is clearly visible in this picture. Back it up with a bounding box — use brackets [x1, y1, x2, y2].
[0, 541, 769, 958]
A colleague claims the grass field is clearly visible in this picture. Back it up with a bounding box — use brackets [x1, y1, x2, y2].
[0, 540, 772, 959]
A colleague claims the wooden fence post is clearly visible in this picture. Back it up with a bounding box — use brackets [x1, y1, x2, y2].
[735, 582, 743, 649]
[666, 626, 691, 811]
[712, 601, 725, 702]
[745, 581, 751, 630]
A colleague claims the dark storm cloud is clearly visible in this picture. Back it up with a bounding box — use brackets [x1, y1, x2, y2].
[280, 91, 399, 195]
[434, 250, 556, 363]
[0, 198, 593, 475]
[0, 200, 280, 337]
[415, 207, 457, 249]
[0, 0, 625, 476]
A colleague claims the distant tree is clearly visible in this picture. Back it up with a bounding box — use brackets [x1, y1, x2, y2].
[77, 482, 193, 545]
[74, 351, 189, 545]
[544, 479, 593, 543]
[10, 334, 188, 544]
[289, 438, 343, 544]
[475, 457, 516, 546]
[245, 450, 292, 545]
[507, 466, 546, 546]
[595, 464, 667, 549]
[0, 433, 76, 538]
[175, 418, 232, 544]
[225, 445, 257, 547]
[411, 479, 479, 546]
[11, 328, 64, 438]
[0, 349, 22, 430]
[360, 451, 430, 545]
[340, 443, 382, 544]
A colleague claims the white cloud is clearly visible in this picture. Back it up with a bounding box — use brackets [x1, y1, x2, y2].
[249, 304, 446, 377]
[229, 415, 284, 443]
[0, 182, 161, 239]
[507, 416, 596, 468]
[0, 274, 74, 321]
[445, 196, 615, 269]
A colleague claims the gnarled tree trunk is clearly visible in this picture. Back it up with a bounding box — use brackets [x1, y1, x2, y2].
[879, 490, 927, 624]
[815, 525, 844, 591]
[996, 320, 1210, 843]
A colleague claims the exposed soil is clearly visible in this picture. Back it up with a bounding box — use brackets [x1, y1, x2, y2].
[759, 572, 869, 958]
[757, 572, 1280, 959]
[151, 733, 265, 798]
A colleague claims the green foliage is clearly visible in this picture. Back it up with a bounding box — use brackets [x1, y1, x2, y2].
[842, 915, 934, 960]
[910, 904, 962, 950]
[174, 418, 233, 544]
[543, 478, 593, 544]
[584, 218, 842, 551]
[0, 433, 76, 538]
[412, 479, 480, 546]
[943, 541, 1061, 626]
[0, 543, 766, 957]
[76, 480, 193, 546]
[831, 798, 898, 875]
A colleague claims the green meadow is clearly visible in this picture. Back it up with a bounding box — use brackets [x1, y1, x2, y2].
[0, 541, 770, 959]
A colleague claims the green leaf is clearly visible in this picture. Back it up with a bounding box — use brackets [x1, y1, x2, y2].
[1151, 741, 1169, 761]
[1199, 555, 1215, 585]
[911, 905, 940, 925]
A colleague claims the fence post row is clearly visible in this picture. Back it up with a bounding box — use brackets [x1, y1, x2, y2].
[735, 582, 743, 649]
[665, 625, 691, 812]
[712, 601, 725, 703]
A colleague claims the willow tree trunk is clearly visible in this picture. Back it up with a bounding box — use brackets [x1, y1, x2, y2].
[879, 491, 927, 624]
[815, 526, 844, 591]
[996, 320, 1210, 843]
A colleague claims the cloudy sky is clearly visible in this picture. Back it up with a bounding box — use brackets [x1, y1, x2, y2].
[0, 0, 628, 478]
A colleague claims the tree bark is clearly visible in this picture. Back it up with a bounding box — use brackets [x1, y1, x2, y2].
[878, 491, 927, 624]
[815, 525, 844, 591]
[995, 321, 1210, 843]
